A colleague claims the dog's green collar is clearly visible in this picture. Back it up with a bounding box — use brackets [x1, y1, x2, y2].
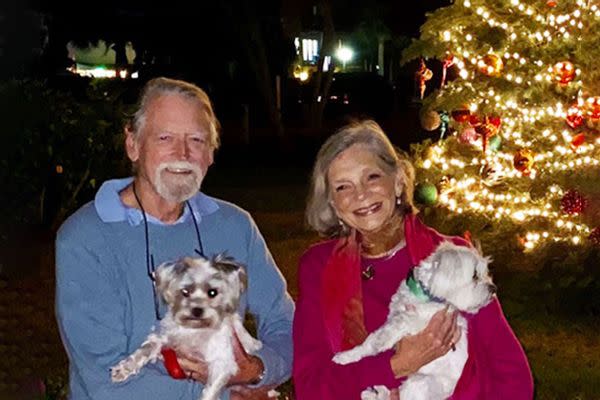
[406, 269, 445, 303]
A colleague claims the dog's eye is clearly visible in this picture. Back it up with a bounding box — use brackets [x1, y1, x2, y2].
[181, 288, 190, 297]
[207, 288, 218, 298]
[472, 270, 479, 281]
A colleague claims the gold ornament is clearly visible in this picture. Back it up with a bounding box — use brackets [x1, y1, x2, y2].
[478, 54, 503, 76]
[437, 175, 453, 193]
[513, 149, 534, 175]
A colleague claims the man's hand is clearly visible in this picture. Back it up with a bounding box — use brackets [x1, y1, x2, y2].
[228, 330, 265, 386]
[230, 385, 278, 400]
[176, 356, 209, 383]
[177, 331, 264, 386]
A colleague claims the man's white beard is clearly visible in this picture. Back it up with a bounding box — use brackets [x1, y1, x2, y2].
[153, 161, 203, 203]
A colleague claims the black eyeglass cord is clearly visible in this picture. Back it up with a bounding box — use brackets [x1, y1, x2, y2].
[132, 181, 205, 320]
[187, 201, 204, 257]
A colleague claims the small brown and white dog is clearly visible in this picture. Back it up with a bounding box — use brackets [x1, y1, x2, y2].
[110, 254, 262, 400]
[333, 242, 496, 400]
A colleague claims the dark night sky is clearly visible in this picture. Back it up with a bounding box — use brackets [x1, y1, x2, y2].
[1, 0, 450, 85]
[30, 0, 449, 45]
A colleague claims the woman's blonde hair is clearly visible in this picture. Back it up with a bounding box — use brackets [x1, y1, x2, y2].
[306, 120, 416, 237]
[129, 77, 221, 149]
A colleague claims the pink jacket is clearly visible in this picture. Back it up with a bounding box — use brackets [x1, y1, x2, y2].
[292, 214, 533, 399]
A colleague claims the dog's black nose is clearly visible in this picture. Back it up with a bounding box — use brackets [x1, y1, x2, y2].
[191, 307, 204, 318]
[488, 283, 497, 294]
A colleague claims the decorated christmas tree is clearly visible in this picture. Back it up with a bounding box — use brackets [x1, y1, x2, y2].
[403, 0, 600, 251]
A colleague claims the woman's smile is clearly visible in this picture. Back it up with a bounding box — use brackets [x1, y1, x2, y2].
[353, 202, 383, 217]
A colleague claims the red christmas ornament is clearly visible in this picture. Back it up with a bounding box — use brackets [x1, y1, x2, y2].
[488, 115, 502, 128]
[547, 0, 557, 7]
[552, 61, 575, 85]
[566, 104, 584, 128]
[589, 227, 600, 245]
[570, 133, 586, 150]
[451, 108, 471, 123]
[561, 190, 588, 215]
[585, 96, 600, 120]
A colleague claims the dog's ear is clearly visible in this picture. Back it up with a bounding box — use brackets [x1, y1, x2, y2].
[415, 260, 435, 284]
[237, 267, 248, 293]
[155, 259, 189, 303]
[213, 253, 248, 294]
[212, 253, 245, 274]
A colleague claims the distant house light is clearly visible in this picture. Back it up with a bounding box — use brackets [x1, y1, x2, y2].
[302, 38, 319, 63]
[294, 37, 300, 55]
[67, 63, 139, 79]
[335, 46, 353, 63]
[323, 55, 331, 72]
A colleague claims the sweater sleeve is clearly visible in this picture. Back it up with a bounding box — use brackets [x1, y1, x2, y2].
[244, 217, 295, 387]
[293, 249, 404, 399]
[472, 297, 534, 399]
[55, 232, 190, 399]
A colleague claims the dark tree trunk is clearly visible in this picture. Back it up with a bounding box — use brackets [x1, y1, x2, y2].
[233, 0, 284, 139]
[309, 0, 336, 129]
[112, 39, 128, 73]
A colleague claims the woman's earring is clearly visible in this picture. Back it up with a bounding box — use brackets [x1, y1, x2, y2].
[396, 196, 402, 206]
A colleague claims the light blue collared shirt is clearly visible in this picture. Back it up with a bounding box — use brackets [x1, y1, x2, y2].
[94, 177, 219, 226]
[55, 177, 294, 400]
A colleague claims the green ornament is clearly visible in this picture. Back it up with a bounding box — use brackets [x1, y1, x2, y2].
[415, 182, 438, 205]
[488, 135, 502, 151]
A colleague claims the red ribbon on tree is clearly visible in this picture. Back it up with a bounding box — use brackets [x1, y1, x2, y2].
[441, 54, 455, 88]
[415, 59, 433, 99]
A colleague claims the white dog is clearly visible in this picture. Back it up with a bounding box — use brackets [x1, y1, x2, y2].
[333, 242, 496, 400]
[110, 254, 263, 400]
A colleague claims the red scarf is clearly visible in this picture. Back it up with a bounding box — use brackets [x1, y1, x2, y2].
[321, 229, 362, 352]
[321, 214, 443, 352]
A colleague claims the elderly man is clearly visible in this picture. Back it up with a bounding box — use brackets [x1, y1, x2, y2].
[55, 77, 294, 400]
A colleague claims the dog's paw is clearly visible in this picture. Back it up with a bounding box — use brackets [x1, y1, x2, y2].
[361, 386, 391, 400]
[110, 360, 138, 383]
[332, 351, 354, 365]
[246, 338, 262, 353]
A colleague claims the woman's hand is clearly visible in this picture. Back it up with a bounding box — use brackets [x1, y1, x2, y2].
[390, 307, 461, 377]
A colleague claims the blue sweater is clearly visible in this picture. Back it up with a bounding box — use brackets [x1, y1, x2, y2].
[55, 178, 295, 399]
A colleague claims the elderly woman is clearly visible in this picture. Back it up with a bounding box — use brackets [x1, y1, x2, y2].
[292, 120, 533, 399]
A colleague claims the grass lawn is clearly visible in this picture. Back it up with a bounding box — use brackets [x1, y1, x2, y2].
[1, 169, 599, 399]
